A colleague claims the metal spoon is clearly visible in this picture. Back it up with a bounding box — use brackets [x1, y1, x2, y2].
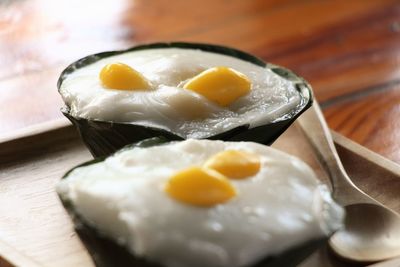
[297, 101, 400, 262]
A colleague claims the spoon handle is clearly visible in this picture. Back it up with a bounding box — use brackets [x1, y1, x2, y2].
[297, 101, 372, 205]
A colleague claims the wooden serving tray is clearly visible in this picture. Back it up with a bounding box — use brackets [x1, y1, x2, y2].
[0, 122, 399, 267]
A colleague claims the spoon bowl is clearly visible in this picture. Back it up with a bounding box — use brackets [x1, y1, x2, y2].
[330, 203, 400, 262]
[297, 101, 400, 262]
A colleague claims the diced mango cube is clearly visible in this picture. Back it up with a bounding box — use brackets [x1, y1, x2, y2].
[99, 62, 150, 90]
[165, 166, 236, 207]
[205, 150, 261, 179]
[183, 66, 251, 106]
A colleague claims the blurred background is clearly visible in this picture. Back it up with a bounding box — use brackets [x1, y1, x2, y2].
[0, 0, 399, 163]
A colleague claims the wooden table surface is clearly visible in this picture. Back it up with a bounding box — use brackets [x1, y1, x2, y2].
[0, 0, 399, 164]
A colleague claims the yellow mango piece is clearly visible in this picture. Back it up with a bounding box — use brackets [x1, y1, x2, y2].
[99, 62, 150, 90]
[165, 166, 236, 207]
[183, 66, 251, 106]
[204, 150, 261, 179]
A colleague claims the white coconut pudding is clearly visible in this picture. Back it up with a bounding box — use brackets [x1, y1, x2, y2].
[57, 139, 344, 267]
[59, 48, 304, 138]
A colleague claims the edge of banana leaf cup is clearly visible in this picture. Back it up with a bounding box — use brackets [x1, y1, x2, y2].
[58, 137, 328, 267]
[58, 42, 313, 158]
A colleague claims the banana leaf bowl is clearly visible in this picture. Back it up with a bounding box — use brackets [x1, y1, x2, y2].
[58, 42, 313, 158]
[58, 138, 328, 267]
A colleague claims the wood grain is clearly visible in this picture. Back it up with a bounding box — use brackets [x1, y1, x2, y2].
[0, 240, 42, 267]
[324, 84, 400, 164]
[0, 125, 399, 267]
[0, 127, 94, 267]
[0, 0, 399, 165]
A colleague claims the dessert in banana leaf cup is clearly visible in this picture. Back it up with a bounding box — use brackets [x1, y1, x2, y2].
[58, 42, 312, 158]
[57, 138, 344, 267]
